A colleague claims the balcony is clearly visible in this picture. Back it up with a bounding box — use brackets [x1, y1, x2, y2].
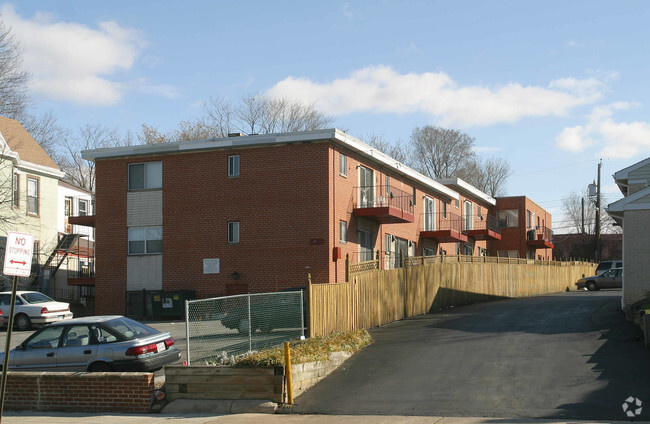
[464, 214, 502, 240]
[353, 185, 414, 224]
[420, 213, 468, 242]
[526, 226, 554, 249]
[68, 215, 96, 227]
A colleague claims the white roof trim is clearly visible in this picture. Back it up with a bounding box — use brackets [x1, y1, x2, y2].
[613, 156, 650, 182]
[17, 160, 65, 179]
[83, 128, 459, 200]
[436, 177, 496, 206]
[607, 185, 650, 215]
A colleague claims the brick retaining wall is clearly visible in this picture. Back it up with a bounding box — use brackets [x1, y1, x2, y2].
[4, 372, 154, 413]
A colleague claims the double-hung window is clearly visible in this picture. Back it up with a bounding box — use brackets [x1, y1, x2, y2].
[12, 172, 19, 208]
[228, 155, 240, 177]
[27, 177, 39, 215]
[128, 162, 162, 190]
[228, 222, 240, 244]
[339, 221, 347, 243]
[128, 227, 162, 255]
[78, 199, 88, 216]
[339, 154, 347, 176]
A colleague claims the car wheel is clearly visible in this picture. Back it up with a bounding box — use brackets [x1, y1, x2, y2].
[260, 322, 272, 333]
[88, 362, 113, 372]
[14, 314, 31, 331]
[586, 281, 598, 291]
[238, 319, 250, 335]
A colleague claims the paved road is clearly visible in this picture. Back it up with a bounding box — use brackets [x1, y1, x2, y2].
[294, 290, 650, 421]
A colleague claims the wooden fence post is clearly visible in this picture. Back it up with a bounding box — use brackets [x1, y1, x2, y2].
[345, 254, 350, 282]
[307, 273, 313, 338]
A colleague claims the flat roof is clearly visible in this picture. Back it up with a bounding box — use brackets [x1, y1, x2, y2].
[82, 128, 459, 200]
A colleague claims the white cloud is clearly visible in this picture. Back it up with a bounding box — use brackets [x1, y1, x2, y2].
[266, 65, 603, 127]
[555, 102, 650, 159]
[1, 4, 145, 106]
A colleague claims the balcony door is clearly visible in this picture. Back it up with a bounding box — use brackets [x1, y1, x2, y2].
[424, 197, 435, 231]
[358, 166, 374, 208]
[358, 230, 374, 262]
[464, 201, 473, 231]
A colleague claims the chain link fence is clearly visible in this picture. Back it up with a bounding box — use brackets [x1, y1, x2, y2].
[185, 290, 305, 364]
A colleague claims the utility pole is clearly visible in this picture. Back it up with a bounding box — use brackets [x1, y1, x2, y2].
[595, 159, 602, 262]
[581, 197, 585, 234]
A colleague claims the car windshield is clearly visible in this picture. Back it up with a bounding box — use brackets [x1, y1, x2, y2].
[20, 292, 56, 304]
[103, 317, 159, 340]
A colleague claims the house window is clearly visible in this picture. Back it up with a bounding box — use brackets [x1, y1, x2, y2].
[339, 221, 347, 243]
[339, 154, 347, 176]
[64, 197, 72, 217]
[424, 247, 435, 257]
[464, 244, 473, 256]
[128, 162, 162, 190]
[497, 210, 518, 227]
[228, 155, 240, 177]
[526, 210, 532, 228]
[12, 172, 18, 208]
[27, 177, 39, 215]
[128, 226, 162, 255]
[455, 198, 459, 208]
[228, 222, 240, 244]
[78, 199, 88, 216]
[385, 175, 390, 192]
[385, 234, 392, 254]
[442, 202, 447, 219]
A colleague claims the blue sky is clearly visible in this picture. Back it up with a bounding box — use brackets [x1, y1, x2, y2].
[3, 1, 650, 232]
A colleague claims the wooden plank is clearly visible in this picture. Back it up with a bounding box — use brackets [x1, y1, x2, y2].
[165, 366, 276, 376]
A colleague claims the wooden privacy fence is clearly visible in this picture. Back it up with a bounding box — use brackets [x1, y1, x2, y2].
[309, 255, 595, 337]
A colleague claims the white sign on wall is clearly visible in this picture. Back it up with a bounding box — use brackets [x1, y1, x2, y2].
[3, 232, 34, 277]
[203, 258, 220, 274]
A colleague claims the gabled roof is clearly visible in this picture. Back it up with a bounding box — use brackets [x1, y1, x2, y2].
[0, 117, 60, 170]
[606, 185, 650, 225]
[82, 128, 460, 200]
[612, 156, 650, 195]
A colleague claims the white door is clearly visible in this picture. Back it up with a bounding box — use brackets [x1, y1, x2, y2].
[424, 197, 435, 231]
[358, 166, 374, 207]
[464, 201, 473, 230]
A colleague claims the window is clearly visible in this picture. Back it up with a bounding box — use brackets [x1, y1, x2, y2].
[228, 155, 240, 177]
[385, 175, 390, 192]
[128, 226, 162, 255]
[463, 244, 473, 256]
[385, 234, 392, 253]
[339, 154, 347, 176]
[27, 177, 38, 215]
[424, 197, 435, 231]
[64, 197, 72, 217]
[464, 201, 473, 231]
[424, 247, 435, 257]
[442, 202, 447, 219]
[497, 210, 518, 227]
[477, 205, 482, 219]
[78, 199, 88, 216]
[228, 222, 240, 244]
[339, 221, 347, 243]
[12, 172, 18, 208]
[455, 198, 459, 208]
[128, 162, 162, 190]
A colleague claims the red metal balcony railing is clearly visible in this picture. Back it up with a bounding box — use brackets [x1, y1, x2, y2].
[526, 225, 554, 249]
[420, 212, 468, 242]
[464, 214, 502, 240]
[353, 185, 414, 223]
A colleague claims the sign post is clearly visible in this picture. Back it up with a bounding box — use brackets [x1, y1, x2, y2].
[0, 232, 34, 423]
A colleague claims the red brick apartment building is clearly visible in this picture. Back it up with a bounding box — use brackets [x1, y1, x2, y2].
[81, 129, 552, 315]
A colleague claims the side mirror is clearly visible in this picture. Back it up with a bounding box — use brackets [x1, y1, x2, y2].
[14, 344, 22, 351]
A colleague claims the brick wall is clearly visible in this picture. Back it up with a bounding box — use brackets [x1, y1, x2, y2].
[493, 196, 553, 260]
[4, 372, 154, 413]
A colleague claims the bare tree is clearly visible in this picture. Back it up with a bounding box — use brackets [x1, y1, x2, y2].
[359, 133, 408, 164]
[22, 111, 69, 162]
[60, 125, 134, 191]
[408, 125, 476, 179]
[0, 19, 31, 121]
[561, 190, 621, 234]
[138, 123, 169, 144]
[460, 156, 512, 197]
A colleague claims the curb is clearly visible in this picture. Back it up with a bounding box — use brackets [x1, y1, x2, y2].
[162, 399, 278, 415]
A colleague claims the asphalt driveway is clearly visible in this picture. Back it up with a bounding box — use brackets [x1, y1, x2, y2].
[294, 290, 650, 421]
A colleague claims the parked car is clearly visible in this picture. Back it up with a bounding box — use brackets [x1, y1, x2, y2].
[221, 288, 306, 335]
[576, 268, 623, 291]
[0, 291, 73, 331]
[0, 315, 181, 372]
[595, 260, 622, 275]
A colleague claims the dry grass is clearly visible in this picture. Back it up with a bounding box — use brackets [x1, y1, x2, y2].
[233, 329, 372, 367]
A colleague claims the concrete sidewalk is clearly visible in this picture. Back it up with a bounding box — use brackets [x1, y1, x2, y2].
[1, 412, 649, 424]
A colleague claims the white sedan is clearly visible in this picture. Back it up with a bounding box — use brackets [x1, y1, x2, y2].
[0, 291, 73, 331]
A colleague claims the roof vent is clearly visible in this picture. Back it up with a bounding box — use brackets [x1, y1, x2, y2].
[228, 132, 246, 137]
